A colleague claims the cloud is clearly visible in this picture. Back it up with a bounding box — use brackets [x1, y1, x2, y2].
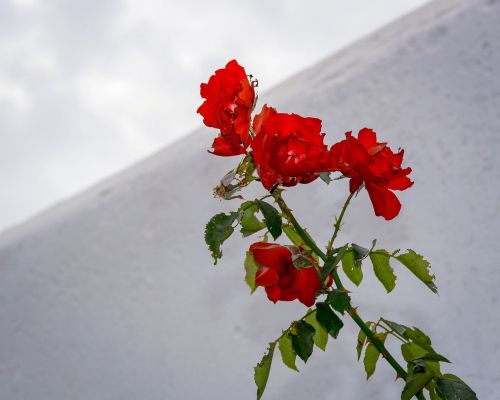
[0, 0, 430, 231]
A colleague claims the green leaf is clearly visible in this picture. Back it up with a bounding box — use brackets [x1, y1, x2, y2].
[428, 379, 443, 400]
[414, 353, 451, 364]
[352, 243, 370, 265]
[369, 250, 397, 292]
[320, 245, 348, 282]
[327, 289, 351, 315]
[364, 333, 387, 379]
[356, 329, 367, 360]
[342, 250, 363, 286]
[383, 319, 410, 337]
[316, 302, 344, 339]
[304, 310, 328, 351]
[288, 246, 315, 270]
[319, 172, 332, 184]
[401, 370, 434, 400]
[407, 327, 432, 346]
[240, 201, 266, 237]
[425, 361, 442, 376]
[257, 200, 282, 240]
[283, 225, 315, 250]
[290, 320, 316, 363]
[278, 334, 298, 372]
[396, 250, 437, 293]
[436, 376, 478, 400]
[401, 342, 428, 362]
[244, 251, 259, 294]
[254, 342, 276, 400]
[283, 225, 304, 247]
[204, 212, 240, 265]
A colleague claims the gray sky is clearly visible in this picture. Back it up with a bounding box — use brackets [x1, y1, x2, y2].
[0, 0, 430, 232]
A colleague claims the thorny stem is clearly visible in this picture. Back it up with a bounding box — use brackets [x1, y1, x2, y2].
[271, 189, 426, 400]
[326, 191, 356, 257]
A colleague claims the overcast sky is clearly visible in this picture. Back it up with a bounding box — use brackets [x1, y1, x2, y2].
[0, 0, 430, 232]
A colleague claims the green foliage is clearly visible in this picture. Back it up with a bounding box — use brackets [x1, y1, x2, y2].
[401, 370, 434, 400]
[214, 155, 256, 200]
[320, 245, 348, 282]
[326, 289, 351, 315]
[290, 320, 316, 363]
[427, 380, 442, 400]
[254, 342, 276, 400]
[341, 250, 363, 286]
[257, 200, 282, 240]
[401, 342, 428, 363]
[382, 318, 470, 400]
[436, 375, 478, 400]
[283, 225, 319, 263]
[416, 354, 451, 363]
[304, 310, 328, 351]
[204, 211, 240, 264]
[356, 328, 367, 360]
[278, 334, 298, 372]
[283, 225, 315, 251]
[352, 243, 371, 265]
[319, 172, 332, 184]
[369, 250, 397, 292]
[392, 323, 450, 367]
[384, 319, 409, 337]
[344, 246, 436, 295]
[240, 201, 266, 237]
[283, 224, 304, 247]
[244, 251, 259, 294]
[363, 333, 387, 379]
[316, 302, 344, 339]
[288, 246, 315, 270]
[396, 250, 437, 293]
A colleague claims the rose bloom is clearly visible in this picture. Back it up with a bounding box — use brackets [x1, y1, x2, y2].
[197, 59, 255, 156]
[330, 128, 413, 220]
[251, 105, 331, 190]
[249, 242, 329, 307]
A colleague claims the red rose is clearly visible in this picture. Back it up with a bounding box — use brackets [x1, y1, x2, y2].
[249, 242, 328, 307]
[330, 128, 413, 220]
[250, 105, 331, 189]
[197, 60, 255, 156]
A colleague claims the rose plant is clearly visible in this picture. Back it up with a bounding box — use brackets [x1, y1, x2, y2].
[199, 60, 477, 400]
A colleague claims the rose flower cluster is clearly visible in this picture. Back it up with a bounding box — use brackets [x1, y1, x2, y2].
[198, 60, 413, 306]
[249, 242, 332, 307]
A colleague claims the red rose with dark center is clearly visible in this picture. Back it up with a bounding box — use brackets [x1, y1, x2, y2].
[197, 60, 255, 156]
[249, 242, 330, 307]
[330, 128, 413, 220]
[251, 105, 331, 189]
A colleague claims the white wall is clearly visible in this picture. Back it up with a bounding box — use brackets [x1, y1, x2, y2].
[0, 0, 499, 398]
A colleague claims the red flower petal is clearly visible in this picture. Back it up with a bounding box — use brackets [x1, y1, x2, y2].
[388, 175, 413, 190]
[249, 242, 291, 273]
[349, 177, 363, 193]
[366, 184, 402, 220]
[255, 266, 280, 286]
[209, 135, 246, 156]
[265, 285, 283, 303]
[198, 59, 254, 156]
[330, 129, 412, 220]
[251, 104, 328, 189]
[294, 267, 322, 307]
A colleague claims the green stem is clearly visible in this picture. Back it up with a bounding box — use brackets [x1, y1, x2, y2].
[272, 190, 327, 260]
[326, 191, 355, 256]
[272, 190, 426, 399]
[273, 308, 316, 345]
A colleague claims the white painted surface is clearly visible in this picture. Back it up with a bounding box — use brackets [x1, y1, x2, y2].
[0, 0, 499, 398]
